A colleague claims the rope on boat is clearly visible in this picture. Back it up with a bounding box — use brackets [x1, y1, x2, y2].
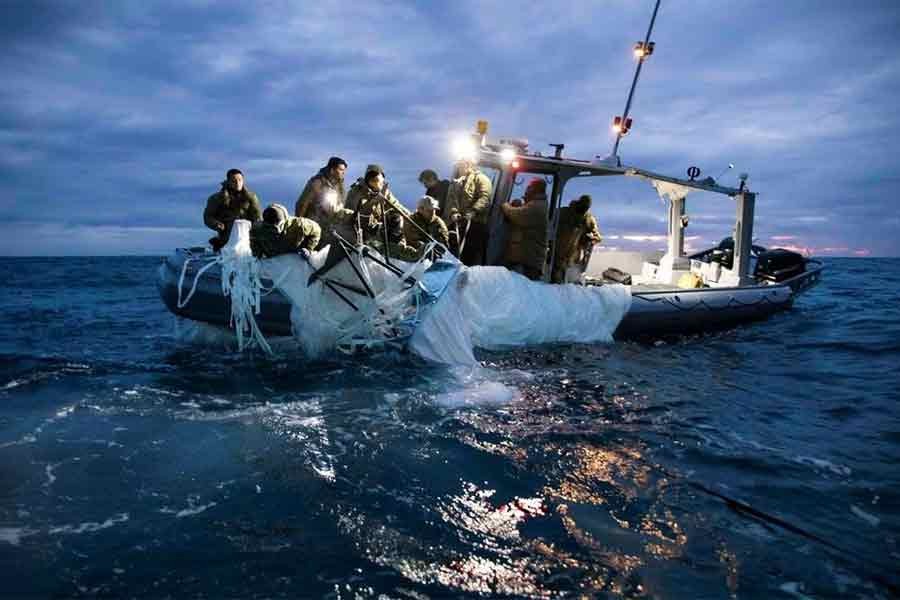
[176, 254, 220, 309]
[175, 243, 273, 356]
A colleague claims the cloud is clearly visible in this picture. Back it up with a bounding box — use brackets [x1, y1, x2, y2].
[1, 1, 899, 256]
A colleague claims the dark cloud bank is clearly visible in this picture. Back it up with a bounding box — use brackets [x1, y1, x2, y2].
[1, 0, 898, 256]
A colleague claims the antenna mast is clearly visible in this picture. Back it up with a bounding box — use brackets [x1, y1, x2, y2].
[611, 0, 661, 159]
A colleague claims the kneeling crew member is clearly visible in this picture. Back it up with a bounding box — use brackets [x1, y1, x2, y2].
[371, 211, 421, 262]
[405, 195, 450, 253]
[250, 204, 321, 259]
[204, 168, 262, 251]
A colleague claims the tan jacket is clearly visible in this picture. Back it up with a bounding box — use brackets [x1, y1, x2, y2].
[250, 216, 321, 258]
[295, 171, 355, 247]
[448, 170, 493, 225]
[554, 208, 602, 268]
[405, 212, 450, 249]
[345, 180, 410, 242]
[501, 195, 548, 271]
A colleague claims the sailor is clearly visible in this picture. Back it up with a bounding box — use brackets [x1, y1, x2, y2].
[417, 169, 452, 222]
[551, 194, 602, 283]
[345, 164, 410, 244]
[370, 210, 421, 262]
[250, 203, 321, 259]
[295, 156, 355, 249]
[447, 158, 492, 266]
[204, 168, 263, 252]
[500, 178, 549, 281]
[405, 195, 450, 254]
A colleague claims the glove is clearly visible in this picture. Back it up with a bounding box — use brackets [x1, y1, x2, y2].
[299, 248, 311, 260]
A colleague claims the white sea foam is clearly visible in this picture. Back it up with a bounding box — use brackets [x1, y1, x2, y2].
[49, 513, 129, 535]
[850, 504, 880, 527]
[434, 380, 519, 409]
[432, 366, 527, 409]
[779, 582, 814, 600]
[794, 455, 851, 476]
[0, 527, 28, 545]
[159, 494, 219, 518]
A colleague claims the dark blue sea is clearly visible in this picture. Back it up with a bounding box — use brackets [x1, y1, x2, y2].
[1, 257, 898, 599]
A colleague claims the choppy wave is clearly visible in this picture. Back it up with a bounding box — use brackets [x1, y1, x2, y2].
[0, 257, 898, 598]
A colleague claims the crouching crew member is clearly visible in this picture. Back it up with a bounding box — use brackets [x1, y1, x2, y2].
[295, 156, 354, 249]
[500, 178, 549, 281]
[552, 194, 602, 283]
[346, 164, 410, 244]
[417, 170, 452, 222]
[405, 195, 449, 253]
[250, 203, 321, 259]
[204, 168, 262, 251]
[371, 211, 421, 262]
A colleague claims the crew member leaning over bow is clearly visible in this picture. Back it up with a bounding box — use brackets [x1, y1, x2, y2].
[250, 204, 321, 260]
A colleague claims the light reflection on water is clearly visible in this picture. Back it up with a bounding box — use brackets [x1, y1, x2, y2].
[2, 258, 900, 598]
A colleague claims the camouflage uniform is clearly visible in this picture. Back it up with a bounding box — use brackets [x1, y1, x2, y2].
[345, 179, 410, 244]
[370, 238, 422, 262]
[250, 215, 321, 259]
[295, 168, 354, 249]
[501, 193, 549, 280]
[448, 168, 493, 266]
[552, 207, 602, 283]
[204, 184, 262, 250]
[405, 211, 450, 250]
[447, 169, 492, 225]
[425, 179, 452, 222]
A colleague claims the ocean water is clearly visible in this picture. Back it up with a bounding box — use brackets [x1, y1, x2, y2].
[1, 256, 898, 599]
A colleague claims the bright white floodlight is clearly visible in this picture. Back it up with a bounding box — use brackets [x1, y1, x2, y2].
[452, 135, 477, 161]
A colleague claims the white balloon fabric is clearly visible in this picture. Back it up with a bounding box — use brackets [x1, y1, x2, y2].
[409, 266, 631, 366]
[220, 222, 631, 365]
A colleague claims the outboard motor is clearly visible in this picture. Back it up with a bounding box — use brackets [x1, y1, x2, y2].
[708, 237, 767, 270]
[754, 248, 806, 283]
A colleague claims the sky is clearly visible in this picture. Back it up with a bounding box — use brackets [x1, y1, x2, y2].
[1, 0, 899, 257]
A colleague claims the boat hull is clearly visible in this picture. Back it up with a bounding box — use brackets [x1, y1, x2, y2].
[157, 249, 823, 341]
